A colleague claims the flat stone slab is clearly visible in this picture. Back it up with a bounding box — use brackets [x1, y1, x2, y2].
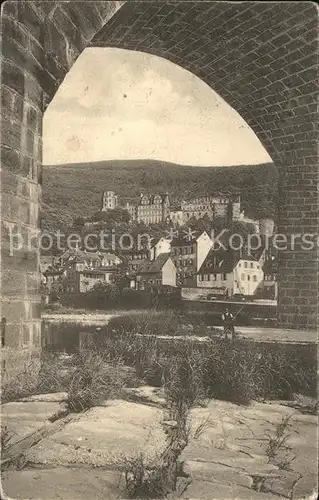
[178, 400, 318, 499]
[19, 392, 68, 403]
[2, 397, 317, 500]
[1, 467, 124, 500]
[1, 401, 65, 445]
[27, 400, 167, 468]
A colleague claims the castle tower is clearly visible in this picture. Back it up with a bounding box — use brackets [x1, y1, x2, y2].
[101, 191, 118, 211]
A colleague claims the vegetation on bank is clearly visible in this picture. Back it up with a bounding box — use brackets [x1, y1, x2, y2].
[2, 310, 317, 409]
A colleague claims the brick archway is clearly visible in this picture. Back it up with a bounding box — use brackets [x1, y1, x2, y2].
[1, 1, 317, 373]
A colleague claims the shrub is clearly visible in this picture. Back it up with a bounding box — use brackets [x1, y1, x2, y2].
[107, 310, 179, 337]
[1, 351, 71, 403]
[66, 350, 126, 412]
[264, 414, 298, 471]
[37, 350, 71, 394]
[1, 357, 39, 403]
[123, 453, 167, 498]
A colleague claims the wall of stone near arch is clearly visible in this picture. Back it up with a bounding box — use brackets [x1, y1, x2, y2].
[0, 1, 317, 373]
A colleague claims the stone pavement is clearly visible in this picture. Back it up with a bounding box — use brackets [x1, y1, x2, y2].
[1, 390, 317, 499]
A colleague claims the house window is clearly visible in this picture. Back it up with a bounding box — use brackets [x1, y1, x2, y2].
[257, 265, 260, 269]
[250, 262, 254, 268]
[222, 273, 227, 281]
[253, 275, 257, 282]
[204, 274, 209, 281]
[198, 275, 202, 281]
[241, 274, 245, 281]
[247, 275, 251, 281]
[244, 262, 248, 268]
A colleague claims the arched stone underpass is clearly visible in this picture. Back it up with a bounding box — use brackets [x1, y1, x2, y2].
[1, 1, 317, 375]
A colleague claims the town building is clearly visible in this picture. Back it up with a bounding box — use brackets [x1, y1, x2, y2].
[45, 249, 123, 294]
[62, 253, 120, 293]
[261, 257, 278, 300]
[170, 210, 185, 227]
[197, 247, 265, 297]
[101, 191, 118, 211]
[125, 201, 137, 221]
[171, 230, 213, 286]
[43, 268, 65, 293]
[149, 237, 171, 261]
[136, 193, 170, 225]
[40, 255, 55, 274]
[77, 268, 118, 292]
[135, 253, 177, 290]
[180, 194, 240, 224]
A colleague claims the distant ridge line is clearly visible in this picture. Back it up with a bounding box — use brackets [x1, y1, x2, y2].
[44, 159, 274, 170]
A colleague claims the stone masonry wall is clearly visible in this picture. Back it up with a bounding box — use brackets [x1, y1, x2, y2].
[0, 1, 122, 380]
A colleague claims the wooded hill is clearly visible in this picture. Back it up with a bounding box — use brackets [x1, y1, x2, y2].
[41, 159, 278, 231]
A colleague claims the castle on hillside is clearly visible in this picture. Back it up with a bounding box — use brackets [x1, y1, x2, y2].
[126, 193, 170, 225]
[101, 190, 241, 226]
[101, 191, 118, 211]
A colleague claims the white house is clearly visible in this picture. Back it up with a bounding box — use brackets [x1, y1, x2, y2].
[171, 230, 213, 285]
[197, 248, 265, 298]
[136, 253, 177, 289]
[149, 237, 171, 261]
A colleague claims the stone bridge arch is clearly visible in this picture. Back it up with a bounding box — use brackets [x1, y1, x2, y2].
[1, 1, 317, 373]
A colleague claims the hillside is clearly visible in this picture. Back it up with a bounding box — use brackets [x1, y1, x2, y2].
[41, 159, 278, 230]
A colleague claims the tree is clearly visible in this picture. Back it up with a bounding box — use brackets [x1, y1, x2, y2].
[110, 266, 130, 291]
[91, 281, 120, 301]
[73, 216, 85, 228]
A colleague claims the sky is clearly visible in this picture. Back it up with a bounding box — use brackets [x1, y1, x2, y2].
[43, 48, 272, 167]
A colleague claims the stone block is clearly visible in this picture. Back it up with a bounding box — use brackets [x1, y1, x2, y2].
[1, 300, 28, 324]
[1, 59, 25, 97]
[26, 105, 39, 133]
[1, 116, 21, 150]
[1, 1, 18, 18]
[26, 129, 35, 155]
[51, 5, 85, 47]
[1, 269, 26, 297]
[24, 73, 43, 110]
[16, 2, 44, 42]
[65, 2, 104, 38]
[2, 34, 27, 69]
[0, 321, 22, 348]
[0, 146, 22, 174]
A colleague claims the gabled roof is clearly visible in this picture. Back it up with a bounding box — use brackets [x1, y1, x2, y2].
[263, 257, 278, 274]
[198, 248, 235, 275]
[239, 246, 265, 262]
[80, 267, 118, 275]
[137, 253, 172, 274]
[150, 237, 171, 248]
[100, 252, 120, 261]
[171, 230, 206, 247]
[138, 193, 169, 206]
[60, 249, 101, 262]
